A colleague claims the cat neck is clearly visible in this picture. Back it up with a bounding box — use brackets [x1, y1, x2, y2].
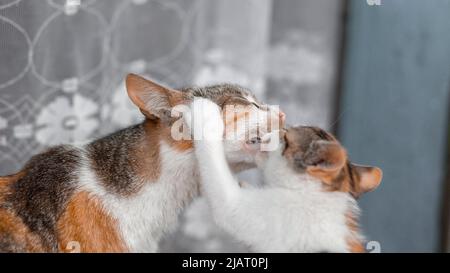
[265, 155, 358, 217]
[262, 153, 366, 253]
[84, 120, 195, 195]
[79, 120, 199, 252]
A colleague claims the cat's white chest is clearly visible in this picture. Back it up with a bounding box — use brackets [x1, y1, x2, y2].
[258, 154, 356, 252]
[114, 143, 198, 252]
[79, 143, 198, 252]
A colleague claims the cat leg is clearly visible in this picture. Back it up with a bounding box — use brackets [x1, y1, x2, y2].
[186, 98, 277, 249]
[186, 98, 241, 202]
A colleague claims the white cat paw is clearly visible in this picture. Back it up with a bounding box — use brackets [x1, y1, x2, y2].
[189, 98, 224, 141]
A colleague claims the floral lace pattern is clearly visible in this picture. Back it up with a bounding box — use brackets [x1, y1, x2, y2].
[0, 0, 342, 252]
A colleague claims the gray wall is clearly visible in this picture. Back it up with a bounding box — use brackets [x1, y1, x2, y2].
[339, 0, 450, 252]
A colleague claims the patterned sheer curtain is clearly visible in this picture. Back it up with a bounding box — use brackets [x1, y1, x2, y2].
[0, 0, 343, 252]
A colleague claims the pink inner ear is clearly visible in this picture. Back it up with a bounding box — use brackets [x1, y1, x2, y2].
[357, 166, 383, 193]
[126, 73, 174, 95]
[125, 74, 183, 119]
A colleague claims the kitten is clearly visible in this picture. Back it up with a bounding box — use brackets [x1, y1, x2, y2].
[0, 74, 284, 253]
[188, 98, 382, 253]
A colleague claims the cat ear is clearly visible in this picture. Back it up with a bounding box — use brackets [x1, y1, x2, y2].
[351, 164, 383, 195]
[126, 74, 184, 121]
[304, 140, 347, 184]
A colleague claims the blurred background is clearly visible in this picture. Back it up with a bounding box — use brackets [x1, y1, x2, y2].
[0, 0, 449, 252]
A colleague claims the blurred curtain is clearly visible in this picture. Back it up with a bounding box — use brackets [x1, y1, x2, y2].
[339, 0, 450, 252]
[0, 0, 344, 252]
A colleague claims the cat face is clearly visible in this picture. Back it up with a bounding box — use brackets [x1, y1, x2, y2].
[125, 74, 284, 166]
[218, 92, 285, 164]
[281, 126, 382, 198]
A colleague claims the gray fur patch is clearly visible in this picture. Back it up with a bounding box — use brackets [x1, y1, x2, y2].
[0, 233, 23, 253]
[86, 123, 148, 196]
[182, 84, 256, 103]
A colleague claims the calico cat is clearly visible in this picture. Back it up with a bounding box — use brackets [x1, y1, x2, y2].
[188, 98, 382, 253]
[0, 74, 284, 253]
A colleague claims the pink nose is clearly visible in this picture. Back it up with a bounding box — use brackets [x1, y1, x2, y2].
[279, 111, 286, 124]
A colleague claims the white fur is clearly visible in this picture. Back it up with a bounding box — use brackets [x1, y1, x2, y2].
[76, 143, 198, 252]
[190, 98, 359, 253]
[69, 96, 280, 252]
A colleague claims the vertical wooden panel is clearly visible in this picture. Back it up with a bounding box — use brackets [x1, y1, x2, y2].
[339, 0, 450, 252]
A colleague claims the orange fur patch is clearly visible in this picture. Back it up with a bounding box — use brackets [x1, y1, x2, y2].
[0, 172, 46, 252]
[0, 208, 46, 252]
[171, 139, 194, 151]
[155, 118, 194, 152]
[57, 191, 127, 253]
[307, 167, 342, 185]
[346, 212, 365, 253]
[0, 171, 25, 186]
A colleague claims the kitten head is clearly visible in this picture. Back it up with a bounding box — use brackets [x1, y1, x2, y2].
[281, 126, 382, 198]
[126, 74, 285, 166]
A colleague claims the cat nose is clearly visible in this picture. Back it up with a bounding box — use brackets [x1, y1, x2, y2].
[279, 111, 286, 124]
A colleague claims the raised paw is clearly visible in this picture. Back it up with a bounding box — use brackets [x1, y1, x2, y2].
[189, 98, 224, 141]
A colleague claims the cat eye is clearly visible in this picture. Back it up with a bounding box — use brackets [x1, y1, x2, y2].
[223, 96, 264, 110]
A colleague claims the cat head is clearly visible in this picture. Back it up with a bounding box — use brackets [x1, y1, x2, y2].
[280, 126, 382, 198]
[201, 86, 285, 165]
[126, 74, 285, 166]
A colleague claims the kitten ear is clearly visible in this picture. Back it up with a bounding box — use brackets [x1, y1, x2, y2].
[126, 74, 183, 121]
[351, 164, 383, 195]
[304, 140, 347, 184]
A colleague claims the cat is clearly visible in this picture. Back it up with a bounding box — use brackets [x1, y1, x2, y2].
[0, 74, 284, 253]
[187, 97, 382, 253]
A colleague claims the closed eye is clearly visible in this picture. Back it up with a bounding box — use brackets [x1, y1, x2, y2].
[252, 102, 261, 109]
[226, 96, 251, 107]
